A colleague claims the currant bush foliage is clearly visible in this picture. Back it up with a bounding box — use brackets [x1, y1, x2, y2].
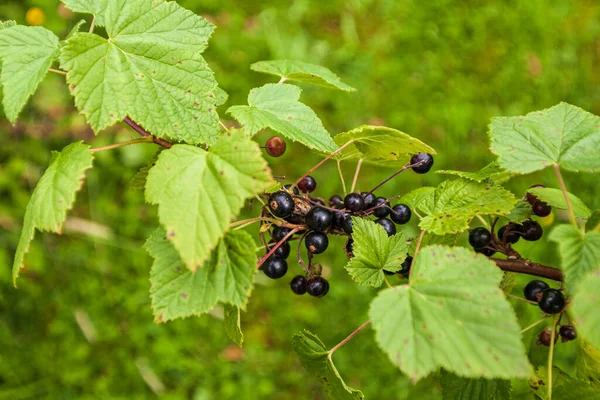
[528, 187, 592, 218]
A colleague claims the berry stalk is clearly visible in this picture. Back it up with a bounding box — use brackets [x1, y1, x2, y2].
[328, 320, 371, 360]
[256, 228, 299, 270]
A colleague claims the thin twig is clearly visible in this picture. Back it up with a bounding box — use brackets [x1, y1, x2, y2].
[89, 15, 96, 33]
[292, 141, 354, 191]
[257, 228, 299, 269]
[297, 231, 310, 273]
[491, 258, 563, 282]
[520, 317, 549, 334]
[384, 277, 392, 288]
[547, 314, 559, 400]
[218, 120, 230, 132]
[506, 292, 538, 305]
[90, 137, 154, 153]
[328, 320, 371, 359]
[350, 159, 363, 193]
[553, 164, 578, 227]
[337, 159, 347, 196]
[475, 215, 490, 229]
[366, 159, 425, 196]
[230, 217, 280, 228]
[48, 68, 67, 76]
[123, 117, 172, 149]
[409, 230, 426, 280]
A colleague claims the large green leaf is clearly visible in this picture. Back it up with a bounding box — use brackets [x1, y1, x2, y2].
[369, 245, 531, 382]
[345, 218, 407, 287]
[571, 271, 600, 351]
[145, 131, 273, 271]
[292, 330, 364, 400]
[61, 0, 107, 25]
[250, 59, 355, 91]
[12, 142, 94, 286]
[440, 371, 511, 400]
[0, 25, 59, 123]
[548, 225, 600, 294]
[490, 102, 600, 173]
[398, 187, 436, 210]
[576, 341, 600, 385]
[145, 228, 256, 323]
[532, 367, 600, 400]
[227, 83, 337, 153]
[436, 162, 516, 185]
[60, 0, 220, 144]
[417, 179, 518, 235]
[224, 304, 243, 347]
[528, 187, 592, 218]
[333, 125, 435, 164]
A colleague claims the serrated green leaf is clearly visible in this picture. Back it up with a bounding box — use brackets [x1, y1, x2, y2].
[369, 245, 531, 382]
[145, 131, 273, 271]
[345, 218, 407, 287]
[251, 59, 356, 92]
[420, 232, 461, 247]
[571, 271, 600, 351]
[333, 125, 436, 164]
[0, 25, 59, 123]
[13, 142, 94, 286]
[437, 162, 516, 184]
[417, 179, 518, 235]
[586, 210, 600, 232]
[61, 0, 107, 25]
[292, 330, 364, 400]
[65, 20, 87, 42]
[214, 86, 228, 107]
[490, 102, 600, 173]
[576, 341, 600, 385]
[499, 272, 517, 294]
[548, 225, 600, 294]
[130, 151, 161, 191]
[502, 201, 533, 224]
[528, 187, 591, 219]
[532, 366, 600, 400]
[145, 228, 256, 323]
[227, 83, 337, 153]
[60, 0, 220, 145]
[440, 370, 512, 400]
[0, 20, 16, 30]
[398, 187, 436, 210]
[224, 304, 243, 347]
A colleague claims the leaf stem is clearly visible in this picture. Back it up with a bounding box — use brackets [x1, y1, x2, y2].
[219, 120, 230, 132]
[278, 77, 287, 84]
[384, 276, 392, 288]
[328, 320, 371, 360]
[553, 163, 577, 227]
[48, 68, 67, 76]
[350, 159, 363, 193]
[297, 231, 310, 273]
[520, 317, 549, 334]
[123, 117, 172, 149]
[506, 292, 538, 305]
[337, 159, 347, 196]
[292, 140, 354, 191]
[89, 15, 96, 33]
[475, 215, 490, 229]
[91, 137, 154, 153]
[409, 230, 426, 280]
[547, 314, 559, 400]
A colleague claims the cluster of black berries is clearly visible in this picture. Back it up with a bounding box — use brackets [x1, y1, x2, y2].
[523, 280, 566, 315]
[261, 152, 435, 297]
[536, 324, 576, 346]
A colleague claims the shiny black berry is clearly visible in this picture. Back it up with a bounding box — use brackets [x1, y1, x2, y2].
[538, 289, 565, 314]
[469, 227, 492, 248]
[344, 193, 364, 212]
[526, 184, 545, 204]
[305, 207, 332, 232]
[268, 240, 290, 259]
[498, 225, 521, 244]
[399, 255, 413, 276]
[410, 153, 434, 174]
[265, 136, 287, 157]
[272, 226, 292, 242]
[290, 275, 307, 295]
[332, 206, 349, 228]
[372, 197, 390, 218]
[522, 220, 543, 241]
[345, 239, 354, 257]
[298, 176, 317, 193]
[305, 232, 329, 254]
[307, 276, 329, 297]
[559, 325, 577, 342]
[362, 192, 376, 209]
[342, 216, 354, 235]
[475, 247, 496, 257]
[283, 184, 300, 195]
[523, 280, 550, 302]
[263, 256, 288, 279]
[269, 191, 295, 218]
[532, 201, 552, 217]
[375, 218, 396, 236]
[329, 195, 343, 206]
[390, 204, 411, 224]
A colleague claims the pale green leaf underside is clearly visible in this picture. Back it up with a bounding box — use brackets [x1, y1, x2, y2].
[333, 125, 436, 164]
[528, 187, 592, 218]
[227, 83, 338, 153]
[224, 304, 243, 347]
[436, 162, 515, 184]
[292, 330, 365, 400]
[145, 131, 273, 271]
[571, 271, 600, 351]
[345, 217, 407, 287]
[548, 225, 600, 294]
[251, 59, 356, 92]
[61, 0, 107, 25]
[440, 370, 511, 400]
[490, 102, 600, 173]
[145, 228, 256, 323]
[13, 142, 94, 285]
[60, 0, 221, 145]
[0, 25, 59, 123]
[369, 245, 531, 382]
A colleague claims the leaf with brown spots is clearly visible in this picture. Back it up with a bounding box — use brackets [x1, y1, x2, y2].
[571, 271, 600, 350]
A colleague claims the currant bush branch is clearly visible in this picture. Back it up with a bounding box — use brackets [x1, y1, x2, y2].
[328, 320, 371, 360]
[123, 117, 173, 149]
[90, 137, 154, 153]
[491, 258, 563, 282]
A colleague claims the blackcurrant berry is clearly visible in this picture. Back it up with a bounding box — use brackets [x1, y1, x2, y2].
[475, 247, 496, 257]
[532, 201, 552, 217]
[410, 153, 434, 174]
[342, 216, 354, 235]
[290, 275, 307, 295]
[305, 207, 332, 232]
[272, 226, 292, 242]
[265, 136, 287, 157]
[269, 191, 295, 218]
[268, 240, 291, 259]
[390, 204, 411, 224]
[469, 227, 492, 248]
[298, 176, 317, 193]
[305, 232, 329, 254]
[538, 288, 565, 314]
[526, 184, 545, 205]
[536, 327, 557, 347]
[307, 276, 329, 297]
[399, 255, 413, 276]
[372, 197, 390, 218]
[361, 192, 376, 209]
[523, 280, 549, 302]
[559, 325, 577, 342]
[332, 206, 349, 228]
[263, 256, 288, 279]
[344, 193, 364, 212]
[329, 195, 343, 206]
[283, 184, 300, 195]
[522, 220, 543, 241]
[345, 239, 354, 257]
[375, 218, 396, 236]
[285, 214, 304, 225]
[498, 225, 521, 244]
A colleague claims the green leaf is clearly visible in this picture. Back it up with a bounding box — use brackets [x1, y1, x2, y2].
[61, 0, 107, 25]
[292, 330, 364, 400]
[490, 102, 600, 173]
[571, 271, 600, 351]
[64, 19, 87, 42]
[145, 228, 256, 323]
[417, 179, 518, 235]
[398, 187, 436, 210]
[586, 210, 600, 232]
[145, 131, 273, 271]
[440, 370, 511, 400]
[345, 218, 407, 287]
[223, 304, 243, 347]
[369, 245, 531, 382]
[60, 0, 220, 145]
[0, 20, 16, 30]
[0, 25, 60, 123]
[250, 59, 356, 92]
[548, 225, 600, 294]
[436, 162, 516, 184]
[420, 232, 461, 247]
[130, 151, 161, 191]
[527, 187, 591, 219]
[227, 83, 337, 153]
[532, 366, 600, 400]
[13, 142, 94, 286]
[333, 125, 436, 164]
[502, 201, 533, 224]
[499, 272, 517, 294]
[576, 341, 600, 385]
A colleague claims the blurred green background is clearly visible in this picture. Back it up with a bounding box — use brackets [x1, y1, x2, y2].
[1, 0, 599, 398]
